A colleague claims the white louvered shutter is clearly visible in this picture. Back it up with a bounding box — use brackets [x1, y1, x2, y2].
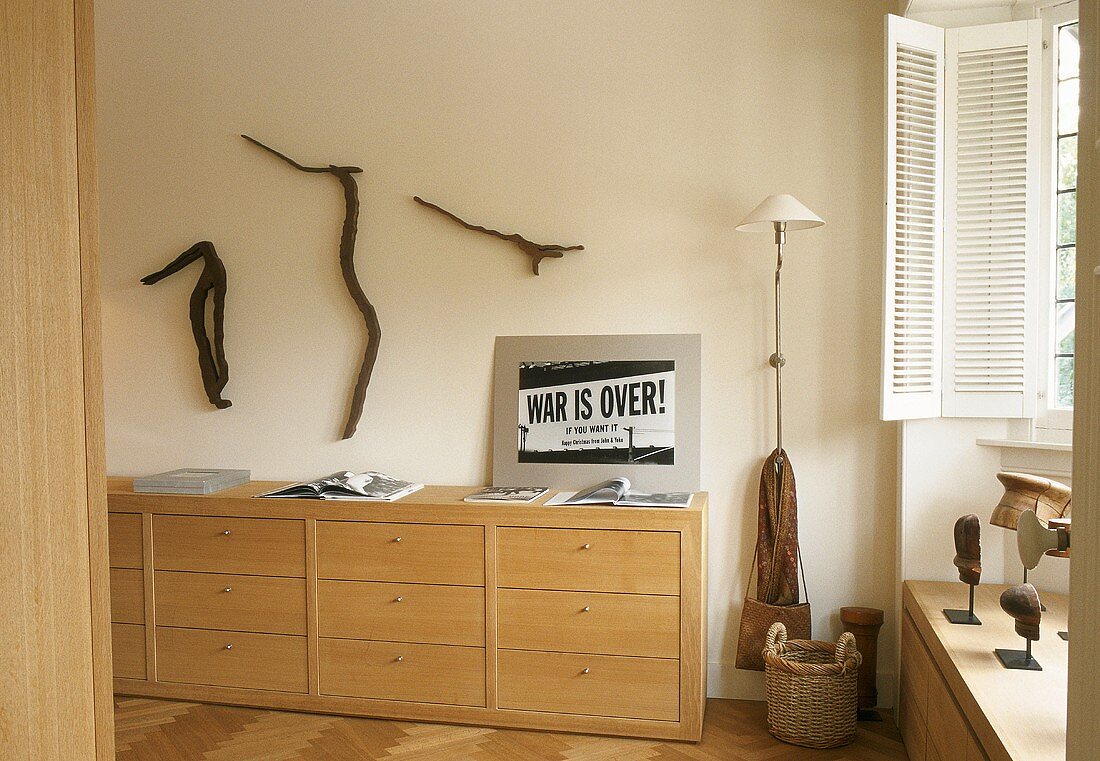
[943, 21, 1041, 417]
[883, 16, 945, 421]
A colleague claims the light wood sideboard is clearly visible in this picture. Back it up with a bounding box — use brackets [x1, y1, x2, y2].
[107, 479, 707, 741]
[900, 580, 1068, 761]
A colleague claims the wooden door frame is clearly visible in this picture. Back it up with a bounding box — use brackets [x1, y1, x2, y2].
[1068, 1, 1098, 759]
[76, 0, 115, 757]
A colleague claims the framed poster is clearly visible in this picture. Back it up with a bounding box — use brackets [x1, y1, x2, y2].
[492, 334, 700, 492]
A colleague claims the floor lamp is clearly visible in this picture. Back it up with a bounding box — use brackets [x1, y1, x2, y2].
[736, 194, 824, 483]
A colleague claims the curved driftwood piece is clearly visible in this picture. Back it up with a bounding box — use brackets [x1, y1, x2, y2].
[413, 195, 583, 275]
[141, 240, 232, 409]
[243, 134, 380, 439]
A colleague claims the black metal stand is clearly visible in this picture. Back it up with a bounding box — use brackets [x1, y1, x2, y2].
[995, 639, 1042, 671]
[857, 709, 883, 722]
[943, 584, 982, 625]
[1058, 631, 1069, 641]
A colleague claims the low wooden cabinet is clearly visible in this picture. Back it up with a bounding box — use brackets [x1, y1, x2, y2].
[108, 479, 707, 741]
[900, 581, 1068, 761]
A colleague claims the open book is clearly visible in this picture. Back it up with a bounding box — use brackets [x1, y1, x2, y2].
[545, 477, 693, 508]
[256, 471, 423, 501]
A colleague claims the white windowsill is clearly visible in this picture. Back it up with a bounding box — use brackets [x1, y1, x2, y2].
[976, 438, 1073, 481]
[976, 438, 1072, 453]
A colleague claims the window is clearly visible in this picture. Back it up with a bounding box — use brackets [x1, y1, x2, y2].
[883, 16, 1043, 421]
[1038, 4, 1079, 431]
[883, 11, 1081, 432]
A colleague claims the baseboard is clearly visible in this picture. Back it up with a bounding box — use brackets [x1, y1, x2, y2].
[706, 661, 765, 700]
[706, 662, 897, 710]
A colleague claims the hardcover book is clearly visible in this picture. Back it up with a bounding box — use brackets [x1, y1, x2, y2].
[133, 468, 251, 495]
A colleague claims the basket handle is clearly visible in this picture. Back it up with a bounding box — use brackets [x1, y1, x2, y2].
[834, 631, 859, 665]
[765, 622, 787, 652]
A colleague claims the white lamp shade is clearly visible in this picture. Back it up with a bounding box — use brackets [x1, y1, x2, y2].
[736, 193, 825, 232]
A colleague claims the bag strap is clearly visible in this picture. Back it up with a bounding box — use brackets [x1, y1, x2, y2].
[743, 530, 814, 602]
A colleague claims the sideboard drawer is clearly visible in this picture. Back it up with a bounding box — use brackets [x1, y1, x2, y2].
[319, 638, 485, 707]
[317, 579, 483, 646]
[153, 516, 305, 577]
[498, 588, 678, 658]
[898, 684, 927, 761]
[155, 571, 306, 635]
[110, 568, 145, 624]
[156, 626, 307, 693]
[316, 522, 484, 586]
[498, 528, 679, 595]
[112, 623, 146, 680]
[926, 656, 971, 760]
[108, 513, 143, 569]
[901, 612, 933, 724]
[498, 649, 679, 721]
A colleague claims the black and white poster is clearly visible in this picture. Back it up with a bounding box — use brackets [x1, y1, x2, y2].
[492, 334, 700, 492]
[517, 360, 675, 465]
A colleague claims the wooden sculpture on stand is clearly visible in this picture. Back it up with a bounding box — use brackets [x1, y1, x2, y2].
[943, 514, 982, 625]
[996, 583, 1044, 671]
[1017, 508, 1072, 640]
[991, 472, 1071, 532]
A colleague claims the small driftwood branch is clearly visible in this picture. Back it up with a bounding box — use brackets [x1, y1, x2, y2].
[413, 196, 583, 275]
[243, 134, 378, 439]
[142, 241, 232, 409]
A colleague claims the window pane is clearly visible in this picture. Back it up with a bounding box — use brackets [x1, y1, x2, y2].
[1057, 246, 1076, 300]
[1059, 330, 1075, 355]
[1059, 24, 1080, 81]
[1059, 77, 1080, 135]
[1058, 135, 1078, 190]
[1056, 300, 1075, 346]
[1057, 356, 1075, 408]
[1058, 192, 1077, 246]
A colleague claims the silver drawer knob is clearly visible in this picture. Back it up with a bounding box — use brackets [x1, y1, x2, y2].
[395, 596, 403, 603]
[396, 655, 404, 662]
[582, 543, 591, 550]
[224, 587, 232, 593]
[582, 606, 590, 613]
[223, 530, 231, 536]
[394, 536, 402, 543]
[581, 667, 590, 674]
[225, 644, 233, 650]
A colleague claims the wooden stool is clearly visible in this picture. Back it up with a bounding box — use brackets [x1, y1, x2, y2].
[840, 606, 884, 718]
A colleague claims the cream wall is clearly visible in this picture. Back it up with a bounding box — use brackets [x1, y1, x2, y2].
[96, 0, 897, 699]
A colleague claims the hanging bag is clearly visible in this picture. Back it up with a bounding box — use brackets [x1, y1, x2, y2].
[735, 449, 811, 671]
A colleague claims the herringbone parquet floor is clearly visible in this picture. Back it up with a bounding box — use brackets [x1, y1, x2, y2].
[114, 697, 909, 760]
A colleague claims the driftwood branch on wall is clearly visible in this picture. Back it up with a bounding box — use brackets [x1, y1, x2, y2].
[413, 196, 584, 275]
[141, 240, 232, 409]
[242, 133, 380, 440]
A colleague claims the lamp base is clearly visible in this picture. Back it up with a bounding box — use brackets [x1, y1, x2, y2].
[943, 609, 982, 625]
[995, 648, 1042, 671]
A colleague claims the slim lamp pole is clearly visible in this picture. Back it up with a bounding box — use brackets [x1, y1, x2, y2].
[771, 220, 787, 485]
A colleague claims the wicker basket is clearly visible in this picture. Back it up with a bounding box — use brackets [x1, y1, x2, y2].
[763, 622, 862, 748]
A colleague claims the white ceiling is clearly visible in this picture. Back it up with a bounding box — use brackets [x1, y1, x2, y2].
[906, 0, 1019, 12]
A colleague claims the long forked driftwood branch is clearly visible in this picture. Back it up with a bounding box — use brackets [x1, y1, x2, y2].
[243, 134, 379, 439]
[413, 196, 583, 275]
